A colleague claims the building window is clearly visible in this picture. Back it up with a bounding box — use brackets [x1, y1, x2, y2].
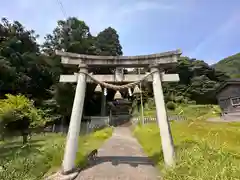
[231, 97, 240, 106]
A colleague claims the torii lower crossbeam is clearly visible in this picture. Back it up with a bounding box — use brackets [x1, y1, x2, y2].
[59, 74, 179, 83]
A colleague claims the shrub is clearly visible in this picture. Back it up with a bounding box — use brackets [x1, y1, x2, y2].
[182, 98, 189, 104]
[146, 98, 155, 109]
[188, 100, 196, 105]
[0, 94, 47, 127]
[175, 96, 184, 103]
[0, 94, 48, 143]
[166, 101, 176, 110]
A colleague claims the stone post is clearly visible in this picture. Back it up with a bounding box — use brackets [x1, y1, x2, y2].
[109, 109, 112, 126]
[150, 65, 175, 167]
[62, 64, 87, 173]
[101, 89, 106, 116]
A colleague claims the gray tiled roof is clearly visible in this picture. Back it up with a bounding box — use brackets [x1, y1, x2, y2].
[216, 79, 240, 94]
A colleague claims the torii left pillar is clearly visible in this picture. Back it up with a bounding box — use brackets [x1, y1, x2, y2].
[62, 64, 87, 173]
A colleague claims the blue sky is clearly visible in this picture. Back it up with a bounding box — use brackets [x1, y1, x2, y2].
[1, 0, 240, 64]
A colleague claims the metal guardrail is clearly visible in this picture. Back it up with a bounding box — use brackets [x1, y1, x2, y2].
[131, 115, 187, 124]
[168, 115, 187, 121]
[46, 115, 186, 134]
[44, 116, 110, 135]
[83, 116, 110, 133]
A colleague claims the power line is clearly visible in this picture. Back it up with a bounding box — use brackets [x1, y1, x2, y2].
[56, 0, 67, 18]
[56, 0, 69, 52]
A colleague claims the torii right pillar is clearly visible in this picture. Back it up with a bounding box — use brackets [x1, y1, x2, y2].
[150, 65, 175, 167]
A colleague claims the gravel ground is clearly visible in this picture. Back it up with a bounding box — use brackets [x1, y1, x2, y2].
[76, 127, 161, 180]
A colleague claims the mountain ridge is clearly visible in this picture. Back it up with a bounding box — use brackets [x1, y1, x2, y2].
[213, 52, 240, 78]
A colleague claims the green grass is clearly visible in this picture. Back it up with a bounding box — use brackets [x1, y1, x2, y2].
[0, 127, 113, 180]
[144, 104, 221, 120]
[134, 121, 240, 180]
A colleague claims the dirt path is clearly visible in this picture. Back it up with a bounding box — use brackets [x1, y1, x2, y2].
[207, 117, 240, 122]
[76, 127, 161, 180]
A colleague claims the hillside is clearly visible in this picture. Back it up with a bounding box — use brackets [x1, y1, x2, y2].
[214, 52, 240, 78]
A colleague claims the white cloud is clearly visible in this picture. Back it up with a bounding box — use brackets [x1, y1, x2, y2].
[117, 1, 175, 15]
[189, 12, 240, 57]
[0, 0, 189, 49]
[73, 1, 177, 35]
[1, 0, 184, 36]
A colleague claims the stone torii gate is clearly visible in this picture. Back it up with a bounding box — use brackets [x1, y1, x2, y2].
[56, 49, 182, 174]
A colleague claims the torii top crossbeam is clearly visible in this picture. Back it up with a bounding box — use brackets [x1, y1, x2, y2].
[55, 49, 182, 68]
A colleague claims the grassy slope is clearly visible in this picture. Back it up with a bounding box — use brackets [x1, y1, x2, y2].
[144, 104, 221, 120]
[134, 106, 240, 180]
[0, 128, 113, 180]
[214, 52, 240, 78]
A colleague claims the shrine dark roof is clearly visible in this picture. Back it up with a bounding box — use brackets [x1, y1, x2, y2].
[216, 79, 240, 94]
[107, 99, 131, 107]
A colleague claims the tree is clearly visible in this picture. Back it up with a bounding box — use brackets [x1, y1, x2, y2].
[42, 83, 75, 125]
[163, 57, 229, 104]
[0, 18, 54, 102]
[0, 94, 47, 143]
[42, 17, 95, 55]
[42, 17, 96, 121]
[42, 18, 124, 119]
[95, 27, 122, 56]
[93, 27, 123, 74]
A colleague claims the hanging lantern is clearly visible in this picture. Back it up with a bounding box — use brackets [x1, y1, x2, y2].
[114, 90, 123, 100]
[128, 88, 132, 96]
[94, 84, 102, 93]
[133, 85, 141, 95]
[104, 88, 107, 96]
